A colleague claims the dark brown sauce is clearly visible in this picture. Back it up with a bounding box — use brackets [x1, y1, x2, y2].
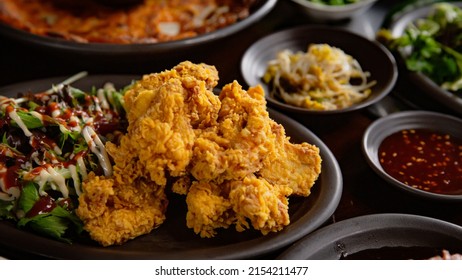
[341, 247, 453, 260]
[26, 196, 56, 218]
[3, 164, 20, 190]
[379, 129, 462, 195]
[30, 131, 58, 151]
[0, 149, 26, 190]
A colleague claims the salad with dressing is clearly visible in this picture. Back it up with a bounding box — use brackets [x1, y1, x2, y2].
[0, 73, 128, 242]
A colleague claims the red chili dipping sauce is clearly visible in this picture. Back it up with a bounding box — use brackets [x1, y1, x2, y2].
[379, 129, 462, 195]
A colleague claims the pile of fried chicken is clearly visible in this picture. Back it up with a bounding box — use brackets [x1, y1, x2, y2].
[76, 61, 322, 246]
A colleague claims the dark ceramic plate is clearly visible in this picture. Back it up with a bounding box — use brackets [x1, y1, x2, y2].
[240, 25, 397, 115]
[362, 110, 462, 202]
[0, 74, 342, 259]
[0, 0, 277, 56]
[388, 2, 462, 116]
[277, 213, 462, 260]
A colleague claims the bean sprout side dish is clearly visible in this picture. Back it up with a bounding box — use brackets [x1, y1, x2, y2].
[263, 44, 376, 110]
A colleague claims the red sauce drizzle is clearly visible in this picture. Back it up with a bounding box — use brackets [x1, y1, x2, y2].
[30, 131, 58, 151]
[93, 112, 120, 135]
[4, 165, 21, 190]
[379, 129, 462, 195]
[26, 195, 56, 218]
[46, 102, 60, 116]
[0, 152, 26, 190]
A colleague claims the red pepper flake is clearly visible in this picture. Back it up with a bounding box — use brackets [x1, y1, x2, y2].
[379, 129, 462, 195]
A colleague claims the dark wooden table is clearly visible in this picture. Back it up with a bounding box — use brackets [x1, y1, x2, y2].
[0, 0, 461, 259]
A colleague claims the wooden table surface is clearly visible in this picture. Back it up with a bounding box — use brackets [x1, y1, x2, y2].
[0, 0, 461, 259]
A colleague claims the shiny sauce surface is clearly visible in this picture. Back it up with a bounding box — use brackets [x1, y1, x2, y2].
[341, 246, 450, 260]
[379, 129, 462, 195]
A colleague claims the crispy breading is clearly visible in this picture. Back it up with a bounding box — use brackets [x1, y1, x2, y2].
[109, 61, 221, 186]
[189, 82, 277, 183]
[185, 176, 293, 238]
[77, 61, 322, 245]
[185, 181, 234, 237]
[228, 176, 292, 234]
[183, 80, 321, 237]
[259, 121, 322, 196]
[77, 61, 220, 246]
[76, 173, 168, 246]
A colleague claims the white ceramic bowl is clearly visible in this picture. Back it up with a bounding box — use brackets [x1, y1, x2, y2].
[288, 0, 378, 21]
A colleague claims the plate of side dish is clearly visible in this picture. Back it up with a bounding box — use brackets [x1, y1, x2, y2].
[277, 213, 462, 260]
[241, 25, 397, 115]
[383, 2, 462, 116]
[0, 0, 277, 56]
[0, 73, 342, 259]
[362, 110, 462, 202]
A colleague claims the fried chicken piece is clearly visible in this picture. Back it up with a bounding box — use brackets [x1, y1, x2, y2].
[259, 121, 322, 196]
[185, 181, 234, 237]
[186, 175, 293, 238]
[108, 61, 221, 187]
[77, 61, 322, 245]
[182, 80, 321, 238]
[229, 176, 292, 234]
[76, 173, 168, 246]
[189, 82, 277, 183]
[77, 61, 221, 246]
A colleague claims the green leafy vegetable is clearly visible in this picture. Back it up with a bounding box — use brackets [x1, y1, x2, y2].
[0, 200, 15, 220]
[382, 0, 459, 27]
[18, 206, 83, 243]
[18, 182, 39, 214]
[21, 214, 71, 242]
[17, 183, 83, 243]
[1, 135, 22, 155]
[15, 110, 43, 129]
[379, 2, 462, 94]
